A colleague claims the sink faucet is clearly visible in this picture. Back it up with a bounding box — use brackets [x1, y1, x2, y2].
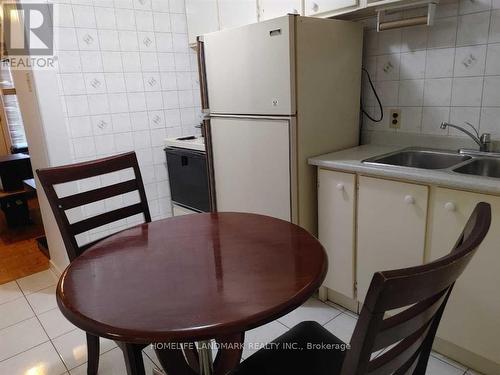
[440, 122, 491, 152]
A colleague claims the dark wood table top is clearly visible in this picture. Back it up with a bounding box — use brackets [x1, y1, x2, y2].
[57, 213, 327, 344]
[0, 153, 29, 163]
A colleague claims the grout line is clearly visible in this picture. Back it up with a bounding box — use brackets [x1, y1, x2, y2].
[275, 319, 292, 330]
[0, 313, 37, 334]
[321, 310, 347, 328]
[64, 343, 118, 373]
[47, 326, 78, 341]
[323, 299, 347, 312]
[25, 295, 70, 373]
[431, 352, 469, 372]
[0, 340, 52, 365]
[0, 293, 25, 307]
[477, 10, 495, 133]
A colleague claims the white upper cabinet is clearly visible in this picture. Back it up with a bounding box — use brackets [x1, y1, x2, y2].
[186, 0, 220, 45]
[259, 0, 302, 21]
[304, 0, 359, 16]
[218, 0, 258, 30]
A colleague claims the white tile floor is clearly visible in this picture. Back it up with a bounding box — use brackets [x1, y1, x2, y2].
[0, 270, 482, 374]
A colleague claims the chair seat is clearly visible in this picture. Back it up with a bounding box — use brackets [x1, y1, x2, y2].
[232, 321, 347, 375]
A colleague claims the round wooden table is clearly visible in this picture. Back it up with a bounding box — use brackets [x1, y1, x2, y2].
[57, 213, 327, 375]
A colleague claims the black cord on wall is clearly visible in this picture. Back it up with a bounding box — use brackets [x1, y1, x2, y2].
[361, 67, 383, 123]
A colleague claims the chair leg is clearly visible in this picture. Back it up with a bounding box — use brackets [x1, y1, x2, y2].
[86, 333, 100, 375]
[155, 345, 197, 375]
[119, 343, 146, 375]
[213, 332, 245, 375]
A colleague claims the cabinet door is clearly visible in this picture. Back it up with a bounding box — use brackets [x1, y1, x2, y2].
[218, 0, 258, 30]
[318, 169, 356, 298]
[259, 0, 302, 21]
[427, 188, 500, 364]
[357, 177, 428, 302]
[185, 0, 220, 45]
[304, 0, 358, 15]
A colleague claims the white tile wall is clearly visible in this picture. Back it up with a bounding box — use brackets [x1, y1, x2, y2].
[362, 0, 500, 139]
[52, 0, 202, 233]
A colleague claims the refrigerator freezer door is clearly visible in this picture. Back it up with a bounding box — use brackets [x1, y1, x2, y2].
[210, 117, 291, 221]
[204, 16, 295, 116]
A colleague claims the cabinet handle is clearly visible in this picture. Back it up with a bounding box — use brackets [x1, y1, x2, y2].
[312, 2, 319, 12]
[404, 195, 415, 205]
[336, 183, 344, 191]
[444, 202, 456, 211]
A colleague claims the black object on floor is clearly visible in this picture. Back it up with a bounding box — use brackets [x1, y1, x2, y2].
[0, 193, 31, 227]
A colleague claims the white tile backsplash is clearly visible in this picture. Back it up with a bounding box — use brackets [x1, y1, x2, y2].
[454, 45, 487, 76]
[485, 43, 500, 74]
[427, 16, 458, 48]
[54, 0, 200, 224]
[401, 25, 428, 52]
[422, 107, 451, 134]
[480, 107, 500, 136]
[425, 48, 455, 78]
[362, 0, 500, 140]
[489, 10, 500, 42]
[483, 76, 500, 105]
[376, 54, 401, 81]
[451, 77, 484, 106]
[459, 0, 492, 14]
[456, 11, 491, 46]
[398, 79, 424, 106]
[423, 78, 453, 106]
[450, 107, 481, 135]
[400, 50, 427, 79]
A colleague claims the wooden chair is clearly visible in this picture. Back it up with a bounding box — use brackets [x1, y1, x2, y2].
[232, 202, 492, 375]
[36, 152, 151, 375]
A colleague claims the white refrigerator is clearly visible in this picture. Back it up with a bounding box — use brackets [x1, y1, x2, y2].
[198, 15, 363, 234]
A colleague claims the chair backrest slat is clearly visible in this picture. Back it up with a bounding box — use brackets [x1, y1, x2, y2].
[395, 350, 420, 375]
[37, 152, 151, 261]
[69, 203, 145, 235]
[368, 322, 432, 375]
[40, 152, 139, 184]
[58, 179, 138, 210]
[372, 289, 447, 352]
[341, 202, 491, 375]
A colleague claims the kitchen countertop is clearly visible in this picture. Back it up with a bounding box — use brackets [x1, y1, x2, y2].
[164, 136, 205, 152]
[309, 144, 500, 195]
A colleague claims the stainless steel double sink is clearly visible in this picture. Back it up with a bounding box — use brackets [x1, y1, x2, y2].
[363, 148, 500, 178]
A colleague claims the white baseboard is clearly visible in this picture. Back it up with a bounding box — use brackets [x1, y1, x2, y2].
[49, 260, 63, 277]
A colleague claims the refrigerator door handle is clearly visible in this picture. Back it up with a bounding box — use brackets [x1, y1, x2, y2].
[203, 118, 217, 212]
[197, 37, 210, 112]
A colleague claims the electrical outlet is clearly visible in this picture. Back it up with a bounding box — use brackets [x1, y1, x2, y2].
[389, 109, 401, 129]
